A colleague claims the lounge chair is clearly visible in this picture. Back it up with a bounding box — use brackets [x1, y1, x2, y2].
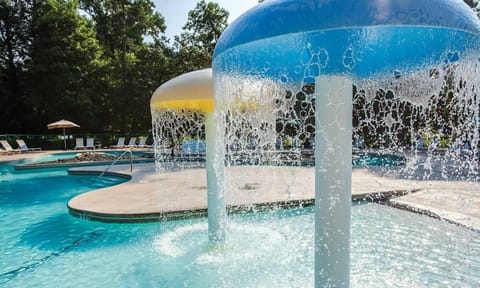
[126, 137, 137, 148]
[16, 139, 41, 152]
[74, 138, 85, 150]
[0, 140, 19, 154]
[135, 136, 152, 148]
[136, 136, 146, 148]
[110, 137, 125, 149]
[86, 138, 95, 149]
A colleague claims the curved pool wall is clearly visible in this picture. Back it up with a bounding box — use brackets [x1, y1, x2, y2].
[213, 0, 480, 287]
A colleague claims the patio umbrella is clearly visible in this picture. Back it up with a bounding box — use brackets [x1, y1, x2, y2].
[47, 119, 80, 149]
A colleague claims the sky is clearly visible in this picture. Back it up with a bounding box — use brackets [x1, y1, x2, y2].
[153, 0, 259, 40]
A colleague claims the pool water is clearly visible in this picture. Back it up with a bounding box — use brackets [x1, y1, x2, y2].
[1, 161, 479, 287]
[353, 152, 405, 167]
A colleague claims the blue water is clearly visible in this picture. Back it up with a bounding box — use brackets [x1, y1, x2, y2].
[0, 161, 127, 286]
[1, 160, 479, 287]
[353, 152, 405, 167]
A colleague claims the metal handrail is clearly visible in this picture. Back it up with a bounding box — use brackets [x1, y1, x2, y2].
[98, 149, 133, 178]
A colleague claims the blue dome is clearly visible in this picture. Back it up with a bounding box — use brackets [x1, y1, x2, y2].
[213, 0, 480, 80]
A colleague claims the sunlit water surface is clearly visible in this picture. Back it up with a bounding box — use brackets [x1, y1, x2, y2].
[1, 159, 479, 288]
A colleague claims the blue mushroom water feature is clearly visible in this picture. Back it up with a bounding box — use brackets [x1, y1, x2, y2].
[212, 0, 480, 287]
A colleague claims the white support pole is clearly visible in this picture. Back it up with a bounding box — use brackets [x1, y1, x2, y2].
[205, 111, 226, 243]
[314, 76, 352, 288]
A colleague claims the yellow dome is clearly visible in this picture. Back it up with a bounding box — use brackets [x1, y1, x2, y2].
[150, 68, 214, 113]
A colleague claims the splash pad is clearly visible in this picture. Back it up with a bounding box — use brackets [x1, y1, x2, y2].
[150, 0, 480, 286]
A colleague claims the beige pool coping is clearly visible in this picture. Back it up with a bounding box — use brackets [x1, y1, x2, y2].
[0, 150, 53, 161]
[66, 162, 480, 231]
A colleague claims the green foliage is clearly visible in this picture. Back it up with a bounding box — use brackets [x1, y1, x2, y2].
[26, 0, 103, 132]
[2, 0, 476, 135]
[80, 0, 166, 54]
[0, 0, 177, 134]
[79, 0, 168, 133]
[0, 0, 33, 132]
[173, 0, 229, 72]
[180, 0, 229, 55]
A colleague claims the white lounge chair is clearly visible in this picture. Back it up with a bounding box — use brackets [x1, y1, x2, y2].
[16, 139, 41, 152]
[110, 137, 125, 149]
[126, 137, 137, 148]
[0, 140, 19, 154]
[86, 138, 95, 149]
[74, 138, 85, 149]
[136, 136, 152, 148]
[136, 136, 146, 148]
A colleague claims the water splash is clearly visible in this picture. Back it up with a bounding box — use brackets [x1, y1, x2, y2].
[151, 108, 206, 172]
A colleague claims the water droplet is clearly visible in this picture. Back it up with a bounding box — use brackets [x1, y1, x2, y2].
[446, 50, 459, 63]
[301, 46, 312, 65]
[294, 65, 303, 75]
[342, 46, 355, 70]
[318, 49, 329, 68]
[263, 61, 271, 71]
[429, 68, 440, 79]
[393, 70, 402, 79]
[308, 64, 320, 77]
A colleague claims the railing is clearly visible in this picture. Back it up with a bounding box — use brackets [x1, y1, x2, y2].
[98, 149, 133, 178]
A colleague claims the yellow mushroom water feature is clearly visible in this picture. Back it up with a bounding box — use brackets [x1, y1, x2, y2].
[151, 68, 226, 243]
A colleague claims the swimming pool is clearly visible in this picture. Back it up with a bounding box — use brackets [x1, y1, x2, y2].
[1, 160, 479, 287]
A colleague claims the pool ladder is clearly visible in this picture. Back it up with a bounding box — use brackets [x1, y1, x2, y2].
[98, 149, 133, 178]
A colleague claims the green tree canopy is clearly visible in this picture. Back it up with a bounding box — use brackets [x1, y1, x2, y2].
[0, 0, 33, 132]
[1, 0, 478, 136]
[79, 0, 168, 133]
[173, 0, 229, 72]
[25, 0, 103, 132]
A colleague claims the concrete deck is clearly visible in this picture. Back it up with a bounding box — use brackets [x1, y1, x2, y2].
[67, 163, 480, 231]
[389, 188, 480, 231]
[0, 150, 52, 162]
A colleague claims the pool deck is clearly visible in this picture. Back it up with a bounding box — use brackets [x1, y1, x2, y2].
[0, 150, 52, 162]
[66, 162, 480, 231]
[3, 150, 479, 231]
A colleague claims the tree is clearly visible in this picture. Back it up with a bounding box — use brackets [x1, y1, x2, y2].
[0, 0, 33, 132]
[174, 0, 229, 72]
[79, 0, 167, 133]
[26, 0, 103, 132]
